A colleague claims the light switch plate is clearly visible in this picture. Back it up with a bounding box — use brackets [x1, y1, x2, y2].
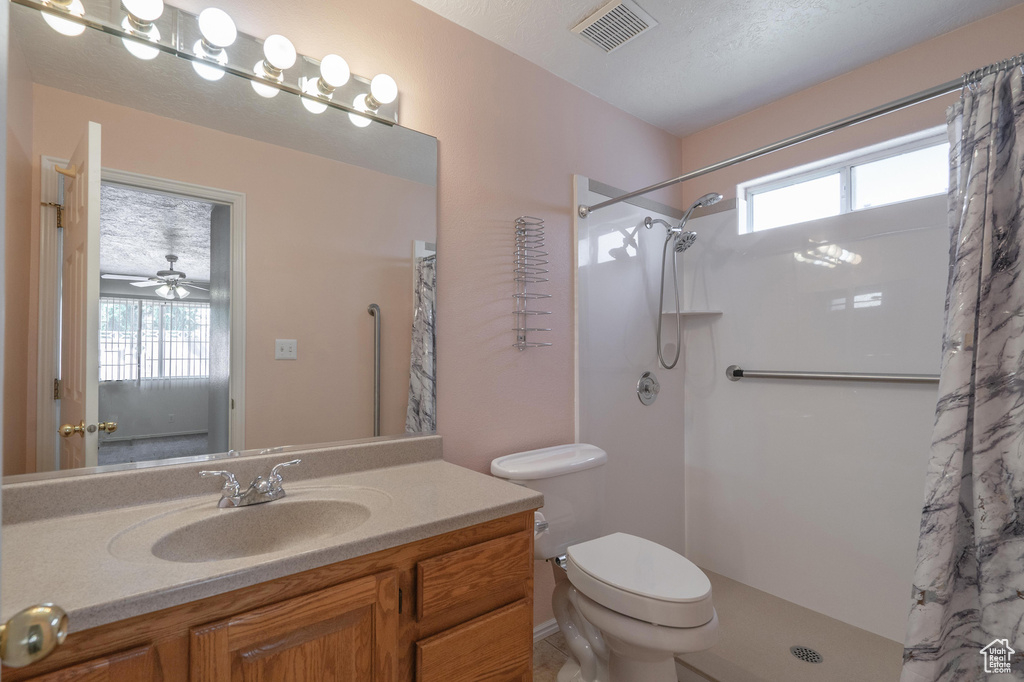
[275, 339, 297, 360]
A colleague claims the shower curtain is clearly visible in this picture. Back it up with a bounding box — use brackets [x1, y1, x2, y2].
[902, 66, 1024, 681]
[406, 255, 436, 433]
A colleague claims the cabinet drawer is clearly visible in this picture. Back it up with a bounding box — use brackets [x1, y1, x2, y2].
[415, 599, 532, 682]
[416, 531, 531, 621]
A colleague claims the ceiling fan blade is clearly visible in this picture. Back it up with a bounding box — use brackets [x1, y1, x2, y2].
[130, 280, 164, 288]
[102, 274, 149, 281]
[181, 283, 209, 291]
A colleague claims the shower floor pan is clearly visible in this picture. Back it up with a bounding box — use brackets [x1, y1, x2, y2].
[676, 570, 902, 682]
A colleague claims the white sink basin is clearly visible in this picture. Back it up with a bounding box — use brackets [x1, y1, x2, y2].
[108, 486, 391, 564]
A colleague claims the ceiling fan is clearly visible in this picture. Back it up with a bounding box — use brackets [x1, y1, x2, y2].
[101, 255, 209, 300]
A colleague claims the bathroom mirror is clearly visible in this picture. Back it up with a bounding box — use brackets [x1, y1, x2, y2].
[4, 0, 438, 479]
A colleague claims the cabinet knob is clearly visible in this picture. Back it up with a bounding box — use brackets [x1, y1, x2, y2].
[0, 604, 68, 668]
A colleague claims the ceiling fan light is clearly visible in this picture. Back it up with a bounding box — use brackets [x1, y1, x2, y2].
[155, 284, 172, 299]
[175, 285, 190, 299]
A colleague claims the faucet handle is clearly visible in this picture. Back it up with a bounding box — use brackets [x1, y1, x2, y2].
[268, 459, 301, 485]
[200, 470, 240, 496]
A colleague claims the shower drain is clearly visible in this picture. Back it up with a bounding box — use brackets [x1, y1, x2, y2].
[790, 645, 824, 664]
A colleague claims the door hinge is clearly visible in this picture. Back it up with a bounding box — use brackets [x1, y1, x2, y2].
[53, 378, 62, 400]
[231, 398, 235, 409]
[41, 202, 64, 229]
[398, 588, 402, 614]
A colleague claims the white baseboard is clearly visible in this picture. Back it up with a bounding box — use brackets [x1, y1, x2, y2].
[534, 618, 560, 643]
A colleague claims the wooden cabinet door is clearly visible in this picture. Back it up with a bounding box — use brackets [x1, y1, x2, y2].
[190, 571, 398, 682]
[24, 645, 155, 681]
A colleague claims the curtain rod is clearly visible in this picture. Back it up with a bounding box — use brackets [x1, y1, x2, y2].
[578, 52, 1024, 219]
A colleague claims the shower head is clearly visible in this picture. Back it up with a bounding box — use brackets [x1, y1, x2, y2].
[675, 231, 697, 252]
[679, 191, 724, 230]
[694, 192, 723, 209]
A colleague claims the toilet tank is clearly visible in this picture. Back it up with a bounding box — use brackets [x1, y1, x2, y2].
[491, 444, 607, 560]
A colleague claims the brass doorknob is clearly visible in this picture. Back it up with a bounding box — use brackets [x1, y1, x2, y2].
[97, 421, 118, 434]
[0, 604, 68, 668]
[58, 420, 85, 438]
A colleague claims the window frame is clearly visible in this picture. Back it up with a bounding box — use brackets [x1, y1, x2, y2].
[738, 126, 948, 234]
[99, 295, 212, 382]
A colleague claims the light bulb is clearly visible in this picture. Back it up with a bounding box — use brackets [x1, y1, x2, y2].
[301, 79, 328, 114]
[122, 0, 163, 23]
[349, 94, 373, 128]
[370, 74, 397, 104]
[262, 34, 296, 70]
[251, 35, 295, 98]
[251, 61, 280, 98]
[121, 16, 160, 60]
[300, 54, 349, 115]
[319, 54, 349, 88]
[192, 39, 227, 81]
[193, 8, 234, 81]
[41, 0, 86, 37]
[197, 7, 236, 47]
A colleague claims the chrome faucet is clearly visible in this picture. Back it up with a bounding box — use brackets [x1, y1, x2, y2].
[200, 459, 301, 508]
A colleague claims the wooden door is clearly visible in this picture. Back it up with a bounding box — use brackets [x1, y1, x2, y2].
[58, 122, 101, 470]
[190, 571, 398, 682]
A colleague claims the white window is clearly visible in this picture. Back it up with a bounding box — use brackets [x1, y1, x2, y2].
[99, 297, 211, 381]
[738, 128, 949, 234]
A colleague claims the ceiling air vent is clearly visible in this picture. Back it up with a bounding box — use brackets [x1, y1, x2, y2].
[572, 0, 658, 53]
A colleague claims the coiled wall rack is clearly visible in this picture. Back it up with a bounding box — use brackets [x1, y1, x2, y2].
[514, 216, 552, 350]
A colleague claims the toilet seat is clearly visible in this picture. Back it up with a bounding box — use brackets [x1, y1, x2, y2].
[566, 533, 714, 628]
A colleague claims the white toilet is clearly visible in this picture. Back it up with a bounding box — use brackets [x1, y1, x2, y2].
[491, 443, 718, 682]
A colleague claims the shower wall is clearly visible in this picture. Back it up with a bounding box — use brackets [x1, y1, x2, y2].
[680, 197, 946, 641]
[575, 177, 687, 554]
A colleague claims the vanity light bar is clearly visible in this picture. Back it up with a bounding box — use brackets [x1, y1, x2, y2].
[13, 0, 398, 127]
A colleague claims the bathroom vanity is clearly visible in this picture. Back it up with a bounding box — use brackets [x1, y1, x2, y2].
[1, 436, 541, 681]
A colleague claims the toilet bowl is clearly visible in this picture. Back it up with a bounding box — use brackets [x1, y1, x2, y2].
[491, 444, 718, 682]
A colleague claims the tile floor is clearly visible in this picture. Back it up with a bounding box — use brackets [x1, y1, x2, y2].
[533, 631, 571, 682]
[533, 569, 904, 682]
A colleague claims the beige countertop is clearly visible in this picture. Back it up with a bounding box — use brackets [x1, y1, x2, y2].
[2, 436, 542, 632]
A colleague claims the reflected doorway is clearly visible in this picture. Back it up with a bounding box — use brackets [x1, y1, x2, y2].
[95, 183, 231, 465]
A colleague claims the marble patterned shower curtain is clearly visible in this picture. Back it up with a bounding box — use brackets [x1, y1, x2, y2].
[406, 255, 436, 433]
[902, 67, 1024, 681]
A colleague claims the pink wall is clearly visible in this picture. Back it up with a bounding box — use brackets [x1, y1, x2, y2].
[25, 85, 435, 452]
[165, 0, 685, 476]
[159, 0, 683, 628]
[4, 40, 32, 476]
[676, 3, 1024, 202]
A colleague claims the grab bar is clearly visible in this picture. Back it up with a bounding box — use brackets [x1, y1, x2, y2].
[726, 365, 939, 385]
[368, 304, 381, 436]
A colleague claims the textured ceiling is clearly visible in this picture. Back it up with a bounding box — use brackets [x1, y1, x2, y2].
[100, 184, 212, 281]
[410, 0, 1023, 136]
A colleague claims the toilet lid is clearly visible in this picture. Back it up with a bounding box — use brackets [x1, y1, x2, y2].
[566, 533, 715, 628]
[567, 533, 711, 603]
